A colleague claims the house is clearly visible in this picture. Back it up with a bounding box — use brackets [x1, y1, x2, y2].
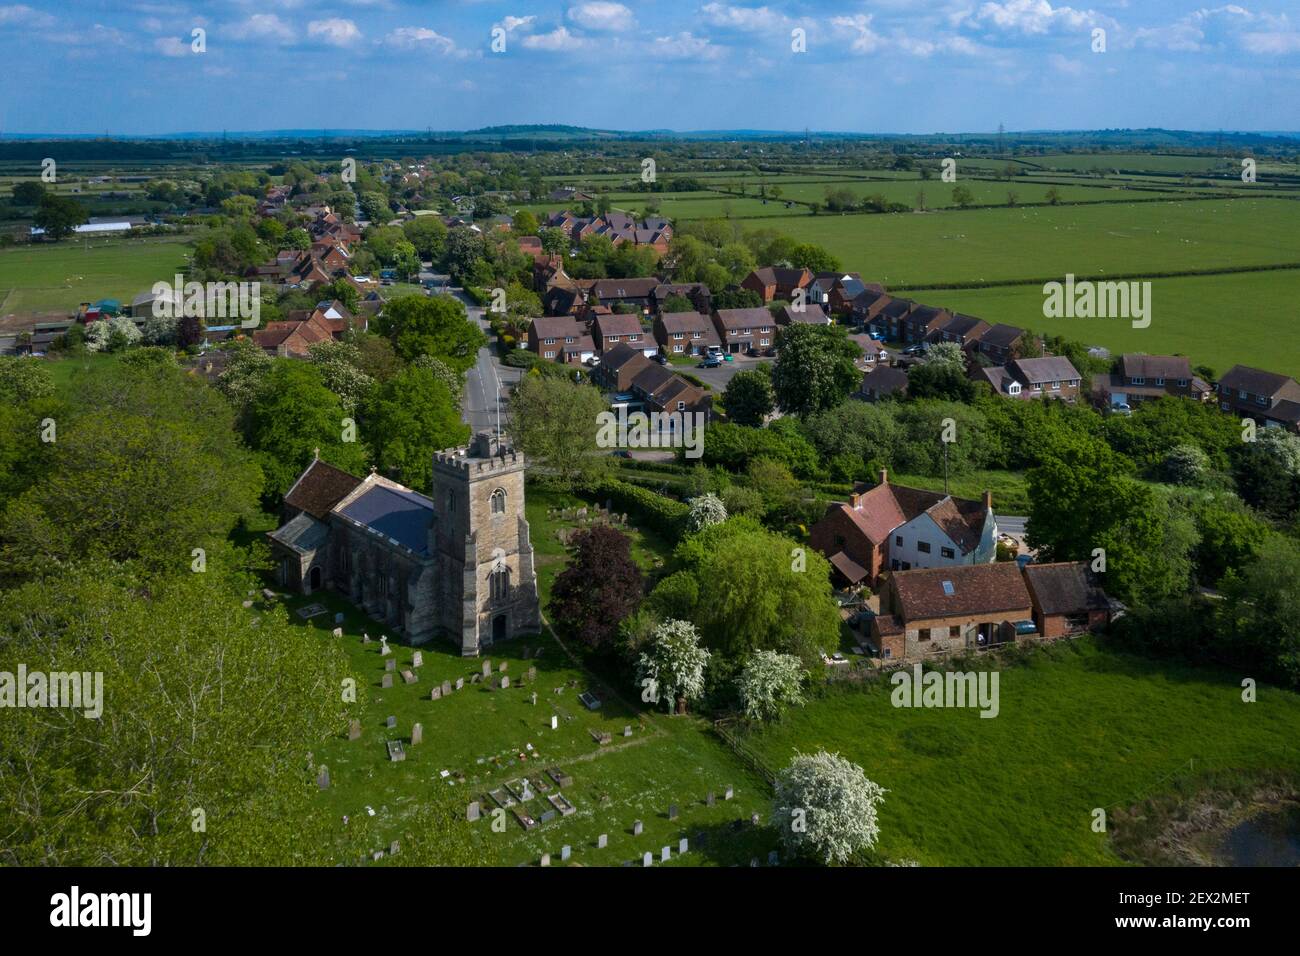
[1022, 562, 1115, 638]
[809, 469, 997, 589]
[592, 312, 652, 356]
[253, 310, 339, 358]
[741, 266, 812, 304]
[712, 307, 775, 355]
[527, 316, 590, 363]
[268, 435, 540, 655]
[654, 311, 721, 357]
[976, 324, 1025, 364]
[850, 334, 890, 367]
[1215, 365, 1300, 433]
[973, 356, 1081, 401]
[629, 362, 712, 419]
[589, 277, 660, 315]
[870, 298, 916, 340]
[857, 365, 909, 402]
[774, 303, 832, 327]
[593, 343, 654, 391]
[850, 288, 893, 328]
[934, 313, 990, 350]
[871, 563, 1034, 661]
[900, 305, 953, 344]
[1092, 354, 1211, 409]
[651, 282, 711, 316]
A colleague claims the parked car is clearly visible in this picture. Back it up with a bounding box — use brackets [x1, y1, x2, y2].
[869, 330, 886, 341]
[652, 352, 669, 365]
[901, 343, 927, 356]
[699, 356, 721, 369]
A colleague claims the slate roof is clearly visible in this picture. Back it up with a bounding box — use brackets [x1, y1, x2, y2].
[268, 511, 330, 555]
[1023, 562, 1110, 615]
[713, 307, 771, 330]
[979, 324, 1024, 349]
[658, 311, 713, 334]
[1009, 356, 1081, 385]
[1118, 354, 1193, 381]
[892, 563, 1032, 621]
[284, 459, 364, 520]
[1219, 365, 1300, 400]
[594, 313, 644, 338]
[338, 484, 435, 557]
[776, 304, 831, 325]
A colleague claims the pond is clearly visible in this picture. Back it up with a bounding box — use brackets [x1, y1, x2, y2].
[1216, 805, 1300, 866]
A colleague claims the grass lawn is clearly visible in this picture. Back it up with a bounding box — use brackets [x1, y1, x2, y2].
[761, 198, 1300, 288]
[774, 178, 1185, 208]
[285, 481, 774, 866]
[740, 639, 1300, 866]
[0, 236, 193, 314]
[908, 268, 1300, 380]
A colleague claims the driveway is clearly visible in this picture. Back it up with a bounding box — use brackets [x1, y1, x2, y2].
[687, 355, 771, 391]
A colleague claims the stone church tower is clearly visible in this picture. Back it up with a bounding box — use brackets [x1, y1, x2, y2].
[430, 432, 541, 656]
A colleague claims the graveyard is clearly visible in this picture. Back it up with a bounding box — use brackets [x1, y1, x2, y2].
[287, 488, 780, 867]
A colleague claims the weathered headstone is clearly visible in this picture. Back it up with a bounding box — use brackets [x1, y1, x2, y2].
[561, 845, 571, 862]
[668, 804, 678, 820]
[526, 666, 537, 682]
[385, 659, 396, 672]
[412, 650, 423, 667]
[467, 801, 481, 822]
[661, 846, 671, 862]
[431, 687, 442, 700]
[389, 840, 400, 856]
[633, 820, 643, 836]
[624, 725, 633, 737]
[455, 678, 463, 690]
[411, 723, 423, 745]
[725, 786, 734, 801]
[499, 662, 508, 673]
[441, 680, 452, 696]
[386, 739, 405, 762]
[500, 676, 510, 689]
[540, 809, 556, 824]
[348, 719, 361, 740]
[597, 834, 607, 849]
[482, 659, 491, 677]
[531, 692, 538, 706]
[540, 853, 550, 867]
[679, 838, 688, 855]
[550, 715, 558, 730]
[381, 673, 393, 689]
[380, 637, 391, 656]
[401, 669, 416, 684]
[331, 627, 343, 638]
[751, 813, 761, 826]
[363, 633, 372, 644]
[335, 612, 345, 625]
[317, 766, 330, 789]
[642, 851, 652, 867]
[386, 715, 396, 729]
[706, 792, 715, 806]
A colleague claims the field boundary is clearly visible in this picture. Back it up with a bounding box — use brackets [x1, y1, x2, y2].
[894, 261, 1300, 293]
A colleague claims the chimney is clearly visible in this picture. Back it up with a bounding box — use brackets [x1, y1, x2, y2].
[878, 468, 888, 485]
[983, 490, 993, 510]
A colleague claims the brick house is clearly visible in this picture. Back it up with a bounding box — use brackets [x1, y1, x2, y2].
[857, 365, 909, 402]
[593, 343, 653, 391]
[711, 307, 775, 355]
[900, 304, 953, 344]
[592, 312, 653, 356]
[870, 298, 916, 340]
[1022, 562, 1114, 638]
[1216, 365, 1300, 433]
[809, 470, 997, 589]
[527, 316, 592, 363]
[654, 311, 721, 356]
[872, 563, 1034, 661]
[1092, 354, 1211, 409]
[934, 313, 990, 350]
[850, 288, 893, 328]
[629, 363, 713, 419]
[975, 323, 1025, 364]
[774, 303, 833, 327]
[589, 277, 660, 315]
[973, 356, 1081, 401]
[741, 266, 812, 304]
[651, 282, 711, 316]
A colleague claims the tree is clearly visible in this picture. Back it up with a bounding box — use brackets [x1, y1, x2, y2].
[1161, 444, 1210, 485]
[772, 750, 886, 865]
[512, 210, 539, 236]
[11, 181, 46, 205]
[907, 362, 976, 403]
[0, 356, 54, 404]
[539, 227, 569, 256]
[789, 243, 841, 273]
[241, 360, 368, 501]
[548, 526, 644, 652]
[723, 366, 776, 426]
[951, 185, 975, 208]
[363, 365, 468, 490]
[770, 324, 862, 417]
[443, 226, 487, 282]
[402, 215, 449, 261]
[374, 295, 485, 369]
[636, 619, 710, 714]
[507, 374, 610, 490]
[307, 339, 374, 411]
[924, 341, 965, 370]
[1045, 187, 1063, 205]
[737, 650, 805, 722]
[32, 193, 88, 240]
[661, 293, 694, 314]
[411, 354, 464, 407]
[1218, 536, 1300, 687]
[1233, 429, 1300, 519]
[686, 492, 728, 532]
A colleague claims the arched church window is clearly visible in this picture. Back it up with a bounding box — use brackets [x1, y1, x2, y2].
[490, 488, 507, 514]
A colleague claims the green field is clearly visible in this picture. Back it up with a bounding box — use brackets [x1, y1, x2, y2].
[0, 236, 192, 314]
[909, 269, 1300, 379]
[772, 178, 1185, 208]
[740, 640, 1300, 866]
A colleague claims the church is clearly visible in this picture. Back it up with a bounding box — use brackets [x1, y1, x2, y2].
[268, 432, 541, 656]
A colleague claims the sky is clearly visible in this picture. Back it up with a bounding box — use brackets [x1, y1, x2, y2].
[0, 1, 1298, 136]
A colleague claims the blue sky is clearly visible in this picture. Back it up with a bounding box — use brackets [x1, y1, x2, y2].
[1, 1, 1298, 135]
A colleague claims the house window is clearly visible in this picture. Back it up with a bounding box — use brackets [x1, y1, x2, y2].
[691, 331, 701, 338]
[673, 345, 683, 353]
[949, 626, 961, 639]
[1131, 377, 1145, 385]
[543, 351, 555, 358]
[760, 338, 769, 346]
[490, 488, 507, 515]
[1177, 379, 1188, 387]
[629, 334, 640, 342]
[673, 333, 684, 340]
[941, 547, 955, 559]
[895, 536, 903, 546]
[917, 541, 931, 554]
[544, 337, 556, 345]
[1154, 377, 1164, 386]
[918, 630, 931, 642]
[1051, 381, 1061, 390]
[608, 335, 619, 342]
[677, 401, 685, 411]
[1239, 389, 1249, 399]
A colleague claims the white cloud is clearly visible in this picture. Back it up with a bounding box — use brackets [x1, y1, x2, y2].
[1240, 30, 1300, 54]
[648, 31, 724, 60]
[568, 2, 635, 33]
[970, 0, 1108, 35]
[831, 14, 884, 54]
[154, 35, 189, 57]
[495, 15, 536, 34]
[228, 13, 295, 44]
[521, 25, 590, 51]
[699, 3, 791, 32]
[385, 27, 458, 54]
[0, 4, 55, 28]
[308, 18, 362, 48]
[1048, 52, 1084, 74]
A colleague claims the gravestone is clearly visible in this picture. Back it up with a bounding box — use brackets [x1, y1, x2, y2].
[706, 792, 715, 807]
[455, 678, 464, 690]
[441, 680, 452, 696]
[540, 853, 550, 867]
[540, 810, 556, 824]
[412, 651, 423, 668]
[430, 687, 442, 701]
[725, 786, 734, 801]
[467, 801, 480, 822]
[661, 846, 671, 863]
[624, 725, 633, 737]
[386, 740, 406, 762]
[500, 676, 510, 689]
[482, 660, 492, 677]
[389, 841, 400, 856]
[470, 674, 481, 684]
[411, 723, 423, 745]
[242, 600, 253, 609]
[633, 820, 643, 836]
[381, 674, 393, 689]
[751, 813, 761, 826]
[385, 659, 396, 672]
[348, 719, 361, 740]
[331, 627, 343, 638]
[597, 834, 607, 849]
[386, 715, 396, 729]
[679, 838, 688, 855]
[768, 850, 779, 866]
[527, 667, 537, 682]
[668, 804, 678, 820]
[642, 851, 652, 867]
[561, 845, 571, 862]
[363, 633, 372, 644]
[380, 637, 391, 656]
[750, 858, 759, 868]
[335, 612, 345, 625]
[531, 692, 538, 706]
[401, 669, 416, 684]
[499, 662, 508, 673]
[317, 766, 330, 789]
[550, 715, 558, 730]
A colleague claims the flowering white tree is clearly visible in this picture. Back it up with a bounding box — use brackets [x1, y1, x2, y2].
[140, 315, 178, 346]
[737, 650, 806, 722]
[686, 492, 727, 532]
[772, 750, 886, 865]
[83, 319, 112, 352]
[635, 618, 710, 714]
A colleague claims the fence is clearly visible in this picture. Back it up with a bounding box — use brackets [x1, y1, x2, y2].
[712, 717, 777, 788]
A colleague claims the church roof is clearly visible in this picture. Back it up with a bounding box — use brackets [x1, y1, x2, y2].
[337, 484, 436, 556]
[284, 458, 364, 520]
[268, 511, 330, 554]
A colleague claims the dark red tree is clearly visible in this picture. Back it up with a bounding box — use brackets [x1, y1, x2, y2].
[547, 525, 644, 652]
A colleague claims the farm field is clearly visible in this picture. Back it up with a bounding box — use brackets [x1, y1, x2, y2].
[771, 178, 1186, 207]
[0, 236, 192, 313]
[765, 198, 1300, 288]
[739, 640, 1300, 866]
[908, 268, 1300, 379]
